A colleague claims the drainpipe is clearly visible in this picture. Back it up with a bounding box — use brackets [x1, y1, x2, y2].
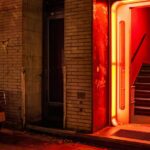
[21, 68, 26, 128]
[63, 66, 66, 128]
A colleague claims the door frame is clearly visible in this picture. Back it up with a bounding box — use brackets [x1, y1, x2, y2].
[110, 0, 150, 126]
[42, 9, 66, 128]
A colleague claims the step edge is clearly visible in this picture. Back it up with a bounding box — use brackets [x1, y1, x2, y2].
[135, 89, 150, 92]
[135, 106, 150, 110]
[137, 76, 150, 78]
[135, 82, 150, 85]
[135, 98, 150, 101]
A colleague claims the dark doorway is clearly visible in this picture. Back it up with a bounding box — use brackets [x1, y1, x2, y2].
[42, 18, 64, 128]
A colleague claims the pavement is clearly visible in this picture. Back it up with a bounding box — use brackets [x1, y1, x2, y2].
[27, 124, 150, 150]
[0, 129, 107, 150]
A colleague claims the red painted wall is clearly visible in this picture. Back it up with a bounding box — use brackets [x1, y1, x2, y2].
[131, 8, 150, 84]
[93, 1, 108, 131]
[143, 9, 150, 64]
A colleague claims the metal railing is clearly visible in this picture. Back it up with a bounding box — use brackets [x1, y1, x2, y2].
[131, 33, 147, 63]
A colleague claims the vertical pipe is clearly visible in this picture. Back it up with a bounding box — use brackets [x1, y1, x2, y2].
[21, 68, 26, 128]
[63, 66, 66, 128]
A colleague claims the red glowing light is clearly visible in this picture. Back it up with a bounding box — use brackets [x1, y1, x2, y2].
[111, 0, 150, 125]
[93, 2, 108, 131]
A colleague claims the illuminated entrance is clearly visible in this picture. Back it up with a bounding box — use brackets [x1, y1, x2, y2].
[111, 0, 150, 126]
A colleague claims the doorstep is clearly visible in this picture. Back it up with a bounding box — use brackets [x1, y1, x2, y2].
[26, 124, 150, 150]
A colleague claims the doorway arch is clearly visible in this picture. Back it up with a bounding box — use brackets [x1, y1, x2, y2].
[111, 0, 150, 126]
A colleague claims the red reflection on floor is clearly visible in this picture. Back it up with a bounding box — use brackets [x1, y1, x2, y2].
[43, 143, 107, 150]
[91, 124, 150, 144]
[0, 129, 107, 150]
[93, 2, 108, 131]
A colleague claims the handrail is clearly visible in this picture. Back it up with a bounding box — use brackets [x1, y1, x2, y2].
[131, 33, 147, 63]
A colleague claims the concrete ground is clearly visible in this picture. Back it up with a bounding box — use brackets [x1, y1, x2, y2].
[0, 129, 107, 150]
[93, 123, 150, 145]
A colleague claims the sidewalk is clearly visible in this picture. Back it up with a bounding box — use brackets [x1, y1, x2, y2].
[27, 124, 150, 150]
[0, 128, 106, 150]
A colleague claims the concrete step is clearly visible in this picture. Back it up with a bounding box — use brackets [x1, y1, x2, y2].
[135, 98, 150, 107]
[135, 106, 150, 116]
[134, 64, 150, 116]
[135, 97, 150, 101]
[27, 124, 150, 150]
[139, 70, 150, 76]
[135, 90, 150, 98]
[135, 82, 150, 90]
[136, 76, 150, 83]
[142, 64, 150, 69]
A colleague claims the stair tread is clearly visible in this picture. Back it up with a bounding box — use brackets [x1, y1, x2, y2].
[138, 76, 150, 78]
[142, 64, 150, 66]
[135, 106, 150, 110]
[135, 89, 150, 93]
[134, 64, 150, 114]
[135, 97, 150, 101]
[140, 68, 150, 72]
[135, 82, 150, 85]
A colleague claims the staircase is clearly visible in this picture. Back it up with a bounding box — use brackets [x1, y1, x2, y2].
[134, 64, 150, 116]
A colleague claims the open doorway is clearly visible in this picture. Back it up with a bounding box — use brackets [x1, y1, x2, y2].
[131, 7, 150, 124]
[43, 18, 64, 128]
[41, 1, 64, 129]
[111, 0, 150, 126]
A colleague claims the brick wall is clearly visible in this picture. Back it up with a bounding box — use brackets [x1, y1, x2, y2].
[0, 0, 93, 131]
[0, 0, 42, 128]
[23, 0, 43, 123]
[65, 0, 92, 132]
[0, 0, 23, 127]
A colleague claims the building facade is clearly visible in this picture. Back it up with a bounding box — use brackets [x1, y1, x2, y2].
[0, 0, 94, 132]
[0, 0, 150, 133]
